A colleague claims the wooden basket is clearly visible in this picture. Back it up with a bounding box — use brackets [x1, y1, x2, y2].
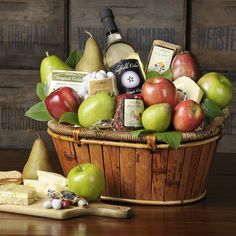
[47, 108, 229, 205]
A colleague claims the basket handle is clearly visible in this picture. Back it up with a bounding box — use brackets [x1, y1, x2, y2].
[146, 134, 157, 150]
[72, 129, 81, 144]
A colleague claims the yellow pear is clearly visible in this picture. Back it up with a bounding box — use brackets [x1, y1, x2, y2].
[75, 31, 106, 72]
[22, 130, 54, 180]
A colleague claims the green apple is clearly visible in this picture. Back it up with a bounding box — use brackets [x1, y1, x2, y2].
[67, 163, 105, 202]
[141, 103, 171, 132]
[78, 91, 115, 128]
[197, 72, 233, 109]
[40, 52, 72, 85]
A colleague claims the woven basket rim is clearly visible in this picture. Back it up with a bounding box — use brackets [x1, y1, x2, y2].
[47, 107, 230, 145]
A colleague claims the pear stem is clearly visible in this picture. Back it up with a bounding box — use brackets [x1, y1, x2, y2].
[27, 129, 41, 139]
[45, 51, 50, 57]
[85, 31, 93, 38]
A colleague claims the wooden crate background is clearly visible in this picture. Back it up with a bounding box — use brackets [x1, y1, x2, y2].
[0, 0, 67, 69]
[0, 0, 235, 153]
[0, 70, 53, 149]
[69, 0, 187, 61]
[190, 0, 236, 71]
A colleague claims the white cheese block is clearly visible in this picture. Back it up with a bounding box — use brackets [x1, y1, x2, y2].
[37, 170, 68, 187]
[173, 76, 204, 103]
[23, 179, 68, 198]
[0, 183, 36, 205]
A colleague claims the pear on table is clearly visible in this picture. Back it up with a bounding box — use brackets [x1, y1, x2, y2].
[22, 130, 54, 180]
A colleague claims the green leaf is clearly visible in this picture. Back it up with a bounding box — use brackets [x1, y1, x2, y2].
[146, 68, 173, 81]
[131, 129, 182, 149]
[65, 51, 81, 69]
[201, 99, 223, 119]
[59, 112, 80, 126]
[130, 129, 152, 138]
[36, 83, 46, 101]
[25, 101, 52, 121]
[154, 131, 182, 149]
[146, 71, 162, 80]
[161, 68, 173, 81]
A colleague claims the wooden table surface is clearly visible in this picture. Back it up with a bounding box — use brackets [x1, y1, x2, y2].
[0, 150, 236, 236]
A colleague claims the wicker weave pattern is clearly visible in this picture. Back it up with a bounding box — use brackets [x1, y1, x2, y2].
[47, 107, 230, 144]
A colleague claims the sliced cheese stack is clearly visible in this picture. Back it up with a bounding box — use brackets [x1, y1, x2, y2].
[23, 170, 68, 198]
[173, 76, 204, 103]
[0, 183, 36, 205]
[0, 171, 22, 185]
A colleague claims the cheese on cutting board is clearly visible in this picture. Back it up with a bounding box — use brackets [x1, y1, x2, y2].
[23, 179, 68, 198]
[173, 76, 203, 103]
[0, 183, 36, 205]
[37, 170, 68, 187]
[0, 170, 22, 185]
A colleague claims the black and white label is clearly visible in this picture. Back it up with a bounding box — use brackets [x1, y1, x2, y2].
[110, 59, 145, 94]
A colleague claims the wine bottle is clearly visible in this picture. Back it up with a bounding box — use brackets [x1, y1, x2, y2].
[100, 8, 145, 94]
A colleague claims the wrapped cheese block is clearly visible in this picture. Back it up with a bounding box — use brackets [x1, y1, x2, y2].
[173, 76, 203, 103]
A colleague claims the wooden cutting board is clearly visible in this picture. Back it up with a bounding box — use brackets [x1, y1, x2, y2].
[0, 199, 132, 220]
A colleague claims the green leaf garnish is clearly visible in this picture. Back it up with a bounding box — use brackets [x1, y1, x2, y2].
[146, 68, 173, 81]
[154, 131, 182, 149]
[65, 51, 81, 69]
[146, 71, 162, 80]
[201, 98, 223, 119]
[161, 68, 173, 81]
[25, 101, 52, 121]
[59, 112, 80, 126]
[131, 129, 182, 149]
[130, 129, 152, 137]
[36, 83, 47, 101]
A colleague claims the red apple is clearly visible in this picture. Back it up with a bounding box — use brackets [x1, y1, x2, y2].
[173, 100, 204, 132]
[45, 87, 82, 120]
[171, 51, 201, 81]
[141, 77, 178, 107]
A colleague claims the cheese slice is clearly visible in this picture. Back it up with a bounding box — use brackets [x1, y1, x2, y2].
[173, 76, 204, 103]
[37, 170, 68, 187]
[23, 179, 68, 198]
[0, 171, 22, 185]
[0, 183, 36, 205]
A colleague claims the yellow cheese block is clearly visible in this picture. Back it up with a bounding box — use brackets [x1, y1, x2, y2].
[173, 76, 204, 103]
[23, 179, 68, 198]
[0, 183, 36, 205]
[37, 170, 68, 187]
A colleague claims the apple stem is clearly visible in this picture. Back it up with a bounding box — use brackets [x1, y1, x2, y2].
[85, 31, 93, 38]
[27, 129, 41, 139]
[46, 51, 50, 57]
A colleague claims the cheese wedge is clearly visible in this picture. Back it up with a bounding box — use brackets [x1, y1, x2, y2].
[0, 183, 36, 205]
[23, 179, 68, 198]
[173, 76, 204, 103]
[37, 170, 68, 187]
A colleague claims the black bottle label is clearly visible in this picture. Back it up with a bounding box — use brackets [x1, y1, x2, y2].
[110, 59, 145, 94]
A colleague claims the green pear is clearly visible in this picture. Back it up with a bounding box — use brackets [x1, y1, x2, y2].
[75, 31, 106, 72]
[40, 52, 72, 85]
[78, 91, 115, 128]
[22, 130, 54, 180]
[142, 103, 171, 132]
